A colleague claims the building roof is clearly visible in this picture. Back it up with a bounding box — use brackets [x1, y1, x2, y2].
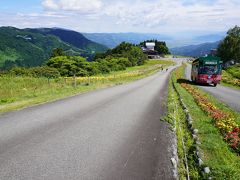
[193, 55, 222, 64]
[146, 42, 155, 47]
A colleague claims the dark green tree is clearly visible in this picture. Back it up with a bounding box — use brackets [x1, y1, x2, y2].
[50, 48, 65, 58]
[126, 46, 146, 66]
[154, 40, 170, 55]
[47, 56, 94, 76]
[33, 66, 60, 78]
[218, 26, 240, 63]
[111, 42, 133, 54]
[94, 42, 147, 66]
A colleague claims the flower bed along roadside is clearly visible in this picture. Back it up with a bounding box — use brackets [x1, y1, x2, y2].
[176, 65, 240, 154]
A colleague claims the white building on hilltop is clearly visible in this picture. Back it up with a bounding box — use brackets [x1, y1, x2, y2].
[145, 42, 155, 51]
[141, 42, 160, 59]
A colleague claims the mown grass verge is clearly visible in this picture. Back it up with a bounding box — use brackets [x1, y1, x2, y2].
[0, 60, 174, 113]
[167, 65, 240, 179]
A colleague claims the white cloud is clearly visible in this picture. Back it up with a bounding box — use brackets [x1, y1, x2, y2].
[102, 1, 165, 27]
[42, 0, 103, 13]
[42, 0, 59, 10]
[99, 0, 240, 31]
[2, 0, 240, 34]
[17, 12, 67, 18]
[60, 0, 102, 13]
[40, 0, 240, 31]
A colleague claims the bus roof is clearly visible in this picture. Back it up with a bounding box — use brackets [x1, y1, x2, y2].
[193, 55, 222, 64]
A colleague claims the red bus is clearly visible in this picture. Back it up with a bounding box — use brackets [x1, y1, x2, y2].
[191, 55, 223, 86]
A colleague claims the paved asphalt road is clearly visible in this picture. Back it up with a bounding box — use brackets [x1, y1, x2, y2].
[185, 64, 240, 112]
[0, 65, 177, 180]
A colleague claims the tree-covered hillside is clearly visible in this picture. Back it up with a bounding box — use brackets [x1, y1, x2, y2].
[3, 42, 148, 77]
[0, 27, 108, 69]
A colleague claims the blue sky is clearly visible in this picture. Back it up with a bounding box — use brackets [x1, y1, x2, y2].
[0, 0, 239, 35]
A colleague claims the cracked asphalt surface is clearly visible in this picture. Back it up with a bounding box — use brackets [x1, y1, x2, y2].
[185, 64, 240, 112]
[0, 65, 177, 180]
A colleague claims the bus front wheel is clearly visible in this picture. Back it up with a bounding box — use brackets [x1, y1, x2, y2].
[213, 83, 217, 87]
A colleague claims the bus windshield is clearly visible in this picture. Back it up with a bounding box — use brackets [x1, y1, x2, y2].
[199, 65, 219, 75]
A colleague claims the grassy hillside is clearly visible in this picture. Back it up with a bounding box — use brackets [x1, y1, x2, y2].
[0, 27, 85, 69]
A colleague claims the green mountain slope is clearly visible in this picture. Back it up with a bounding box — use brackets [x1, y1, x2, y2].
[0, 27, 108, 69]
[28, 28, 108, 53]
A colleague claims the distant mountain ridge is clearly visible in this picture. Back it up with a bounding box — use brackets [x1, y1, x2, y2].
[83, 33, 172, 48]
[83, 32, 226, 49]
[193, 33, 225, 42]
[0, 27, 108, 69]
[170, 41, 220, 57]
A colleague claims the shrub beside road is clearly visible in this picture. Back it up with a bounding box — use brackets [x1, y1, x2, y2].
[222, 70, 240, 88]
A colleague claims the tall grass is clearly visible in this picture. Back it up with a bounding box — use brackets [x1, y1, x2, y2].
[0, 76, 66, 104]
